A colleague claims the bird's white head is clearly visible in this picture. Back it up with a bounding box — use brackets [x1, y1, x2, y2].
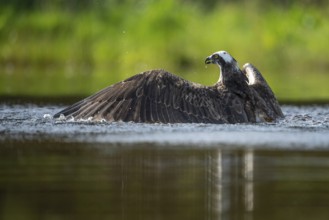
[205, 50, 240, 82]
[205, 51, 238, 67]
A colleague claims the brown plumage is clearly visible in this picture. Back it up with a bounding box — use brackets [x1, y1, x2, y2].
[243, 63, 284, 121]
[54, 51, 283, 123]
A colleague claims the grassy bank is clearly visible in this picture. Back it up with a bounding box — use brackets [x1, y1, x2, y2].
[0, 1, 329, 101]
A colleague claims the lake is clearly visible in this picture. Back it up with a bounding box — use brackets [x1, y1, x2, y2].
[0, 103, 329, 220]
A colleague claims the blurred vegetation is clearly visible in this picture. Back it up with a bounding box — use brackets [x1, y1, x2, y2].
[0, 0, 328, 101]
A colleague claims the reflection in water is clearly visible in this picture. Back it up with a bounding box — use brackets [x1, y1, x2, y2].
[244, 150, 254, 212]
[1, 142, 329, 220]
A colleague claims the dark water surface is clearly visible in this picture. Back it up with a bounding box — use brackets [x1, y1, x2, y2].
[1, 104, 329, 220]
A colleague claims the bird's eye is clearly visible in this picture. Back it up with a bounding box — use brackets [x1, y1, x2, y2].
[212, 54, 220, 59]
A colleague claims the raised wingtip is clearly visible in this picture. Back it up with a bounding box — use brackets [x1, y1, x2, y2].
[243, 63, 253, 69]
[243, 63, 257, 85]
[243, 63, 267, 85]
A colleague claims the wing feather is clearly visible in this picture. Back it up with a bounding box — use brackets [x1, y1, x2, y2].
[156, 102, 166, 123]
[243, 63, 284, 121]
[54, 69, 242, 123]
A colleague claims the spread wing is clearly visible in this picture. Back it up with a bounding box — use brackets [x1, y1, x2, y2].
[243, 63, 284, 121]
[54, 69, 241, 123]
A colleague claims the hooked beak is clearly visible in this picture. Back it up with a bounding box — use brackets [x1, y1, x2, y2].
[205, 56, 214, 64]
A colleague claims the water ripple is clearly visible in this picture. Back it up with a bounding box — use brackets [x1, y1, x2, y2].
[0, 104, 328, 149]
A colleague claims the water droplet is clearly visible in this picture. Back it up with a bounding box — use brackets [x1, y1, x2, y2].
[43, 114, 52, 120]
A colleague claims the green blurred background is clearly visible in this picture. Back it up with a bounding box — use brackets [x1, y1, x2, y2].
[0, 0, 328, 101]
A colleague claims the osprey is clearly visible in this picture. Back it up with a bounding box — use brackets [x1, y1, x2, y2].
[54, 51, 283, 123]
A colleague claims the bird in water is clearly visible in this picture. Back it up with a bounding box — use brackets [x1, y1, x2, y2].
[54, 51, 283, 123]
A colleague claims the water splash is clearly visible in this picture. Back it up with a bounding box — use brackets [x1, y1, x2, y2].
[1, 104, 329, 149]
[43, 114, 52, 120]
